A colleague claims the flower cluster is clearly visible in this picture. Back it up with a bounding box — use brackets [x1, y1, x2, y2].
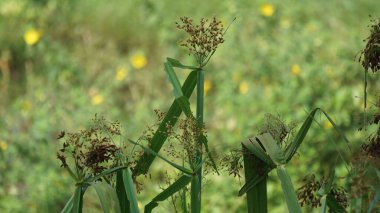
[176, 17, 225, 66]
[297, 174, 348, 212]
[57, 115, 121, 176]
[359, 16, 380, 73]
[297, 174, 322, 208]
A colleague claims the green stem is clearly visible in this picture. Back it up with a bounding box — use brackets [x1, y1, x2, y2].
[242, 145, 268, 213]
[191, 69, 204, 213]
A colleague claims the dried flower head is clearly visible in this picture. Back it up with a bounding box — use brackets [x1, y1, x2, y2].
[176, 17, 225, 66]
[297, 174, 322, 208]
[220, 149, 244, 178]
[57, 115, 122, 176]
[359, 16, 380, 73]
[297, 174, 348, 212]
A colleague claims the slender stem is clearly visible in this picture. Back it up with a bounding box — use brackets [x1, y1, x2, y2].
[364, 69, 368, 130]
[191, 69, 204, 213]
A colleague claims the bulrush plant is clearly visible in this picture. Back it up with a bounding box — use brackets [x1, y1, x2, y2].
[58, 17, 228, 213]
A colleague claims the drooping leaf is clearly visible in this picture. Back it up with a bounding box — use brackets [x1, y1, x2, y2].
[165, 61, 184, 98]
[256, 133, 285, 165]
[134, 71, 197, 176]
[145, 175, 192, 213]
[242, 138, 275, 167]
[122, 168, 140, 213]
[276, 165, 302, 213]
[167, 57, 198, 69]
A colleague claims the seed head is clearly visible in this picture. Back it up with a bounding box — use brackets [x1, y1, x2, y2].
[176, 17, 225, 66]
[359, 16, 380, 73]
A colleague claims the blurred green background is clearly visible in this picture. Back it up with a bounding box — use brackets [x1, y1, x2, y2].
[0, 0, 379, 212]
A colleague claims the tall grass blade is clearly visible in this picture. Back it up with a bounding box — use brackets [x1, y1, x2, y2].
[122, 168, 140, 213]
[61, 194, 74, 213]
[128, 139, 193, 175]
[145, 175, 192, 213]
[134, 71, 197, 176]
[116, 170, 130, 213]
[242, 145, 267, 213]
[92, 182, 121, 213]
[276, 165, 302, 213]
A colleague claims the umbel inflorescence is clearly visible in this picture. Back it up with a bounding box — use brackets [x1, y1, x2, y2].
[359, 16, 380, 73]
[176, 17, 225, 67]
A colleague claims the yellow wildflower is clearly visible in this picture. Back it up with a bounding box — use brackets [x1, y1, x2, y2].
[130, 53, 147, 69]
[291, 64, 301, 76]
[204, 80, 212, 95]
[239, 81, 249, 94]
[260, 3, 275, 17]
[115, 67, 128, 81]
[0, 141, 8, 151]
[323, 120, 333, 129]
[91, 94, 104, 105]
[24, 28, 41, 46]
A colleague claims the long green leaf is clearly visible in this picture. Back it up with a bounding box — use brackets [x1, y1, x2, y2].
[242, 138, 275, 167]
[134, 71, 197, 176]
[73, 186, 83, 213]
[116, 170, 130, 213]
[92, 182, 121, 213]
[145, 175, 192, 213]
[128, 139, 193, 175]
[176, 96, 194, 118]
[242, 145, 268, 213]
[122, 168, 140, 213]
[285, 108, 351, 163]
[165, 61, 184, 98]
[167, 57, 198, 70]
[284, 108, 319, 162]
[256, 133, 285, 165]
[61, 194, 74, 213]
[276, 165, 302, 213]
[85, 166, 126, 182]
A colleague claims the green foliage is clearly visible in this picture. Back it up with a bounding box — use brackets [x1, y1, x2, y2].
[1, 0, 380, 212]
